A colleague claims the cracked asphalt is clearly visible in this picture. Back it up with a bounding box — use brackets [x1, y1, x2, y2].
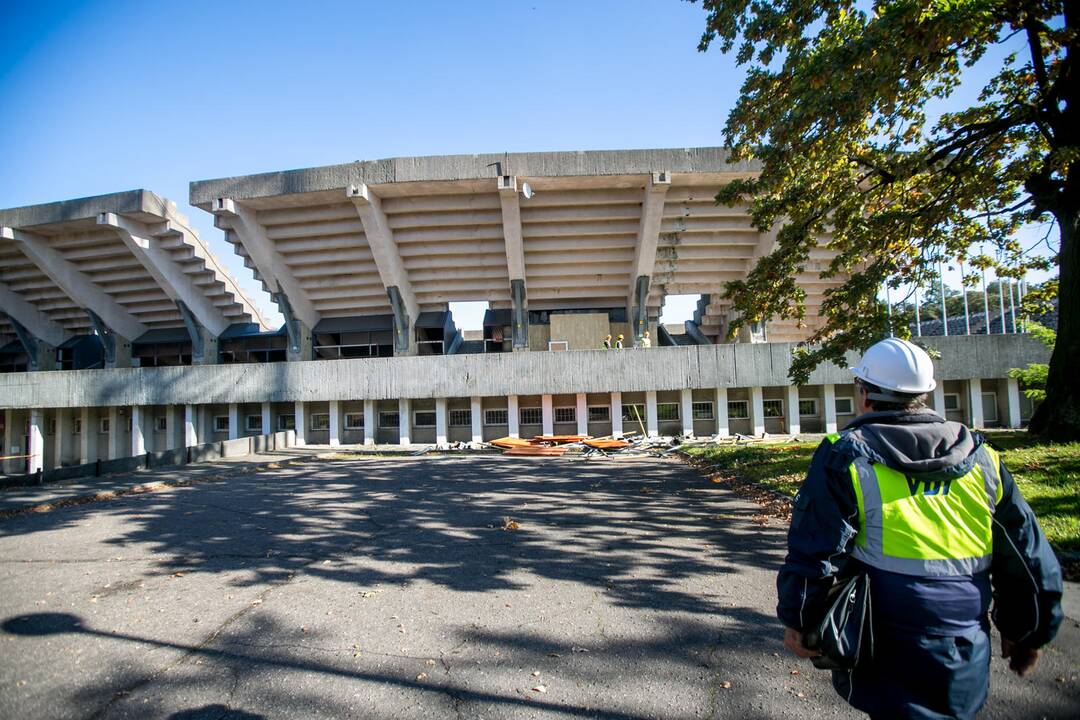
[0, 455, 1076, 719]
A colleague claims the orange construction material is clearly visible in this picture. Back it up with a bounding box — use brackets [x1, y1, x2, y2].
[504, 445, 568, 456]
[532, 435, 591, 444]
[489, 437, 533, 449]
[583, 439, 631, 450]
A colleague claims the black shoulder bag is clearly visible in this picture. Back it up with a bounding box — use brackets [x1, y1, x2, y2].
[805, 573, 874, 670]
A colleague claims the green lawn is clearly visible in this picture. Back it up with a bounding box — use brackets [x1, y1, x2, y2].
[684, 432, 1080, 554]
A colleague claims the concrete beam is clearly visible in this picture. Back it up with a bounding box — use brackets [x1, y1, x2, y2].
[497, 177, 530, 350]
[0, 280, 69, 348]
[1, 227, 147, 341]
[347, 185, 419, 355]
[627, 172, 670, 341]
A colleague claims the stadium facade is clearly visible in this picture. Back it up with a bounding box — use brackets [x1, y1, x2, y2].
[0, 148, 1049, 476]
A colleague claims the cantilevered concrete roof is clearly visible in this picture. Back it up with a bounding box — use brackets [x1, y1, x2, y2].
[190, 148, 839, 342]
[0, 190, 268, 344]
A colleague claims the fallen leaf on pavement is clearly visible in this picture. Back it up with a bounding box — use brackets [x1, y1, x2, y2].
[502, 517, 521, 531]
[532, 685, 547, 693]
[416, 672, 428, 681]
[719, 681, 732, 689]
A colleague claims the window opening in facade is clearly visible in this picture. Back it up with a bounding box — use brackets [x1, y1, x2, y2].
[727, 401, 749, 419]
[763, 399, 784, 418]
[520, 407, 542, 425]
[691, 402, 714, 420]
[588, 406, 610, 423]
[449, 410, 471, 427]
[554, 407, 576, 423]
[484, 409, 508, 426]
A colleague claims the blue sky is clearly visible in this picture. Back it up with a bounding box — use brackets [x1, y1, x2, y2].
[0, 1, 1056, 330]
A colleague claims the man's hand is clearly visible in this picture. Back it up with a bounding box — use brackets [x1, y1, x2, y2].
[784, 627, 821, 659]
[1001, 638, 1041, 677]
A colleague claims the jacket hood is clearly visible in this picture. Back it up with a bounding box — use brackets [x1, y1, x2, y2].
[842, 410, 980, 479]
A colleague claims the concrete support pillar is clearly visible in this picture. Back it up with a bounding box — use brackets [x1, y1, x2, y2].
[680, 388, 694, 437]
[398, 398, 411, 445]
[470, 396, 483, 444]
[363, 400, 376, 446]
[610, 392, 623, 438]
[53, 408, 67, 469]
[786, 386, 801, 435]
[28, 409, 44, 475]
[227, 403, 240, 440]
[750, 386, 765, 437]
[108, 406, 122, 460]
[507, 395, 520, 438]
[575, 393, 588, 436]
[261, 402, 272, 438]
[932, 384, 946, 417]
[823, 384, 838, 434]
[295, 401, 307, 447]
[968, 378, 984, 429]
[329, 400, 341, 447]
[2, 409, 12, 474]
[164, 406, 176, 451]
[131, 405, 146, 457]
[541, 394, 554, 436]
[79, 407, 91, 465]
[1006, 378, 1022, 429]
[184, 404, 199, 447]
[645, 391, 659, 438]
[435, 398, 448, 447]
[715, 387, 729, 438]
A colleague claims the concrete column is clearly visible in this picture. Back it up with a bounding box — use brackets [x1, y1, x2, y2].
[435, 398, 448, 447]
[398, 398, 411, 445]
[680, 388, 694, 437]
[261, 402, 272, 438]
[329, 400, 341, 447]
[2, 408, 12, 474]
[786, 386, 801, 435]
[164, 406, 176, 451]
[645, 391, 659, 438]
[610, 392, 623, 438]
[932, 384, 946, 416]
[541, 394, 554, 436]
[715, 387, 729, 438]
[53, 408, 67, 469]
[295, 401, 307, 447]
[363, 400, 376, 446]
[27, 409, 43, 475]
[750, 386, 765, 437]
[1006, 378, 1022, 429]
[968, 378, 984, 428]
[228, 403, 240, 440]
[507, 395, 520, 438]
[470, 397, 483, 444]
[79, 407, 91, 465]
[575, 393, 588, 436]
[108, 406, 122, 460]
[131, 405, 146, 457]
[184, 404, 198, 447]
[823, 384, 838, 434]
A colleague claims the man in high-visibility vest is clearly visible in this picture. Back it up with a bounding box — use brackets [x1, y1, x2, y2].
[778, 338, 1062, 719]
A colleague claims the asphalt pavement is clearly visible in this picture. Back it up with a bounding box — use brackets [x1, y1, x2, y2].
[0, 455, 1076, 719]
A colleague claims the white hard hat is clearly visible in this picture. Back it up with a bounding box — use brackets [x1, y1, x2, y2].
[850, 338, 937, 394]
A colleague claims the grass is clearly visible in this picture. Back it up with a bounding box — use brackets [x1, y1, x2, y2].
[684, 432, 1080, 555]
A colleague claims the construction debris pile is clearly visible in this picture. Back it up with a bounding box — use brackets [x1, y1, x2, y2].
[486, 432, 724, 458]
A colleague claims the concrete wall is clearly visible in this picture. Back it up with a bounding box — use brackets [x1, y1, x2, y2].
[0, 335, 1047, 410]
[550, 313, 610, 351]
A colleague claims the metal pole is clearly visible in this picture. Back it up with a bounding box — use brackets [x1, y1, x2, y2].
[885, 283, 893, 336]
[959, 259, 971, 335]
[914, 285, 922, 336]
[1008, 277, 1017, 333]
[981, 267, 990, 334]
[1018, 276, 1026, 332]
[997, 274, 1006, 334]
[939, 260, 949, 336]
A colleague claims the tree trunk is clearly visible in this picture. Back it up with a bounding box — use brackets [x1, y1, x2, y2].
[1029, 207, 1080, 440]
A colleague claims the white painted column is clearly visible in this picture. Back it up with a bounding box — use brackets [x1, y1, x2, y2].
[329, 400, 341, 447]
[164, 406, 176, 451]
[786, 386, 801, 435]
[294, 401, 307, 447]
[79, 407, 91, 465]
[28, 409, 44, 475]
[363, 400, 376, 446]
[541, 394, 554, 436]
[435, 398, 448, 447]
[53, 408, 67, 469]
[823, 384, 838, 434]
[645, 391, 659, 438]
[610, 392, 623, 438]
[750, 386, 765, 437]
[470, 396, 483, 444]
[507, 395, 520, 438]
[1006, 378, 1022, 429]
[680, 388, 694, 437]
[398, 398, 411, 445]
[968, 378, 984, 429]
[932, 384, 946, 417]
[108, 406, 122, 460]
[2, 408, 12, 474]
[131, 405, 146, 457]
[714, 387, 729, 438]
[184, 404, 199, 447]
[575, 393, 588, 436]
[228, 403, 240, 440]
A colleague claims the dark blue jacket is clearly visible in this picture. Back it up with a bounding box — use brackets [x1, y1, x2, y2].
[777, 410, 1063, 650]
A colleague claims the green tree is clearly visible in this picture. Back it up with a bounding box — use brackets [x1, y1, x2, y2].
[1009, 321, 1056, 401]
[692, 0, 1077, 439]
